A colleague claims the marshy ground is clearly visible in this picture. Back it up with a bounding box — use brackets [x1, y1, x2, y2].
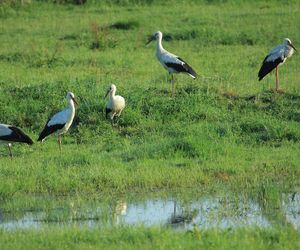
[0, 0, 300, 249]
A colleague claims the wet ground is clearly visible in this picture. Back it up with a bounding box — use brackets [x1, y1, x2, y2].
[0, 190, 299, 230]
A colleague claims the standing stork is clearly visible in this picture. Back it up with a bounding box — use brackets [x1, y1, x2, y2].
[105, 84, 125, 125]
[38, 92, 77, 151]
[258, 38, 296, 91]
[146, 31, 198, 95]
[0, 123, 33, 158]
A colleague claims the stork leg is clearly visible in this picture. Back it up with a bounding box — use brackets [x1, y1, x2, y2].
[170, 74, 175, 96]
[58, 134, 62, 152]
[7, 143, 13, 159]
[115, 117, 121, 131]
[110, 113, 115, 126]
[275, 66, 279, 92]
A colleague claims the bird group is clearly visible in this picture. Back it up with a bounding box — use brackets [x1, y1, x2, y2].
[0, 84, 125, 158]
[0, 31, 297, 158]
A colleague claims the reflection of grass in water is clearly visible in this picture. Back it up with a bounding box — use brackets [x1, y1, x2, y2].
[1, 188, 299, 248]
[170, 208, 199, 225]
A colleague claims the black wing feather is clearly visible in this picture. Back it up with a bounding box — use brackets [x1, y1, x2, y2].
[165, 57, 197, 78]
[165, 62, 198, 78]
[177, 57, 197, 78]
[37, 120, 65, 142]
[0, 126, 33, 145]
[258, 55, 283, 81]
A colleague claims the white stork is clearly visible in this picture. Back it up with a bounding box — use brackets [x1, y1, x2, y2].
[38, 92, 77, 150]
[105, 84, 125, 124]
[146, 31, 198, 95]
[258, 38, 296, 91]
[0, 123, 33, 158]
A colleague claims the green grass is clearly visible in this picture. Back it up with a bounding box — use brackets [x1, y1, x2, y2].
[0, 0, 299, 197]
[0, 0, 300, 195]
[0, 227, 299, 250]
[1, 0, 300, 248]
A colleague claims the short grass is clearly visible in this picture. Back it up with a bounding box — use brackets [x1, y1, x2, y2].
[0, 227, 299, 250]
[1, 0, 300, 198]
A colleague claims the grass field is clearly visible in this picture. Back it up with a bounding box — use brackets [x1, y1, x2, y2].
[0, 226, 299, 250]
[0, 0, 300, 248]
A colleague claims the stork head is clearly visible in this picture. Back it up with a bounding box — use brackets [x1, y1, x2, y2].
[146, 31, 163, 45]
[105, 84, 117, 98]
[284, 38, 297, 51]
[66, 92, 78, 105]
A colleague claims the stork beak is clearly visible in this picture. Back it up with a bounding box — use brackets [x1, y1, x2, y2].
[105, 90, 109, 98]
[290, 43, 297, 51]
[72, 97, 78, 106]
[146, 35, 155, 45]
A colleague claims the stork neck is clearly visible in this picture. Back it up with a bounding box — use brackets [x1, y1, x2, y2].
[156, 35, 164, 54]
[285, 45, 294, 58]
[69, 99, 75, 110]
[110, 89, 116, 99]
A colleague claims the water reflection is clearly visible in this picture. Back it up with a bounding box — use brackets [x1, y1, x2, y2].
[111, 199, 127, 226]
[0, 191, 299, 231]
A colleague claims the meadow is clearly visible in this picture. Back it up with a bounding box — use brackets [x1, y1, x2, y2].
[0, 226, 299, 250]
[0, 0, 300, 248]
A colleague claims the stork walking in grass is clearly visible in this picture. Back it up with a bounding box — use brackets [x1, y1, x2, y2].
[105, 84, 125, 125]
[146, 31, 198, 95]
[0, 123, 33, 158]
[258, 38, 296, 92]
[38, 92, 77, 151]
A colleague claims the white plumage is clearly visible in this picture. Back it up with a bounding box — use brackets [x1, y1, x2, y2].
[38, 92, 77, 150]
[0, 123, 33, 158]
[258, 38, 296, 91]
[147, 31, 197, 94]
[105, 84, 125, 123]
[47, 102, 75, 131]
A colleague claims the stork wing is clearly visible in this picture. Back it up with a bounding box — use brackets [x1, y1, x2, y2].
[0, 124, 33, 144]
[177, 57, 198, 78]
[7, 126, 33, 144]
[37, 108, 70, 141]
[161, 52, 197, 78]
[0, 124, 12, 137]
[47, 108, 71, 127]
[265, 45, 285, 63]
[258, 45, 285, 81]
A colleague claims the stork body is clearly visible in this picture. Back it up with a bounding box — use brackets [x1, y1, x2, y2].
[0, 124, 33, 158]
[258, 38, 296, 91]
[147, 31, 197, 95]
[38, 92, 77, 150]
[105, 84, 125, 124]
